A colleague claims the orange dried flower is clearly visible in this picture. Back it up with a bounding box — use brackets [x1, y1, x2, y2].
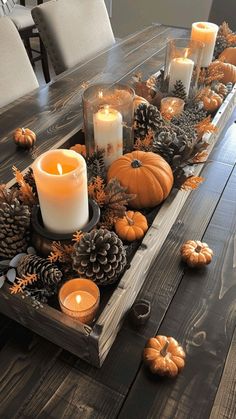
[88, 176, 106, 206]
[181, 176, 205, 191]
[10, 273, 38, 294]
[73, 231, 84, 243]
[70, 144, 86, 157]
[192, 150, 208, 163]
[134, 131, 154, 152]
[196, 116, 218, 139]
[48, 241, 74, 263]
[12, 166, 37, 206]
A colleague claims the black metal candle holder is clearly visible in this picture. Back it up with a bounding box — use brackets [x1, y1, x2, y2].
[31, 198, 100, 256]
[129, 299, 151, 327]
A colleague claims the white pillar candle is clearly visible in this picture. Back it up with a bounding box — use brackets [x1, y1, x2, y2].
[191, 22, 219, 67]
[169, 57, 194, 96]
[33, 149, 89, 234]
[93, 105, 123, 167]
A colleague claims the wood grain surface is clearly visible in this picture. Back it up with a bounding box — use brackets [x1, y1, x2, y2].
[0, 24, 236, 419]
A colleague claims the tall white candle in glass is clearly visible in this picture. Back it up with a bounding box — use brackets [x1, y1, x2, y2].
[168, 54, 194, 96]
[33, 149, 89, 234]
[93, 105, 123, 167]
[191, 22, 218, 67]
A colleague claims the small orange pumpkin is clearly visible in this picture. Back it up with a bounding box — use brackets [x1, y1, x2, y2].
[219, 47, 236, 66]
[13, 127, 36, 149]
[203, 91, 223, 112]
[143, 335, 186, 376]
[70, 143, 86, 157]
[211, 61, 236, 84]
[115, 211, 148, 241]
[107, 151, 174, 209]
[180, 240, 213, 268]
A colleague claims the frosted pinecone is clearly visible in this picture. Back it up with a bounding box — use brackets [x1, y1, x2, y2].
[134, 103, 164, 139]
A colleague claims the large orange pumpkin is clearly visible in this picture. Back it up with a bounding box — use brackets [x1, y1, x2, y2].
[219, 47, 236, 66]
[107, 151, 174, 209]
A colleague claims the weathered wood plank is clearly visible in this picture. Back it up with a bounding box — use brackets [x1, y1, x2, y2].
[0, 332, 61, 419]
[209, 327, 236, 419]
[118, 167, 236, 419]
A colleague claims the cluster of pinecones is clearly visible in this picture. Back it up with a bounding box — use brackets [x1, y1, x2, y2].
[72, 229, 127, 285]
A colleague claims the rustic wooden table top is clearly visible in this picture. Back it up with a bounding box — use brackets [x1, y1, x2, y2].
[0, 24, 236, 419]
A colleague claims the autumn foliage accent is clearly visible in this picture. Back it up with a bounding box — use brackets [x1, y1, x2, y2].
[48, 241, 74, 264]
[10, 273, 38, 294]
[196, 116, 218, 139]
[70, 143, 86, 157]
[13, 166, 37, 206]
[181, 176, 205, 191]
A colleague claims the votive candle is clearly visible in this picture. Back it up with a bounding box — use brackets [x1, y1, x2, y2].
[160, 97, 185, 119]
[33, 149, 89, 234]
[191, 22, 219, 67]
[93, 105, 123, 167]
[59, 278, 100, 324]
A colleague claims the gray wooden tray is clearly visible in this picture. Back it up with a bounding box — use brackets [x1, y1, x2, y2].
[0, 84, 235, 367]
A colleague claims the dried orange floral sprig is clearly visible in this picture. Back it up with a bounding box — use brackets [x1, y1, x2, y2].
[13, 166, 37, 206]
[134, 131, 154, 152]
[181, 176, 205, 191]
[198, 62, 224, 86]
[218, 22, 236, 45]
[48, 241, 74, 264]
[10, 273, 38, 294]
[88, 176, 106, 206]
[196, 116, 218, 139]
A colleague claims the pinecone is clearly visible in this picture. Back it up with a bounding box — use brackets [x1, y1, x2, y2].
[212, 82, 228, 98]
[134, 103, 164, 139]
[23, 168, 38, 195]
[214, 36, 228, 59]
[153, 128, 194, 170]
[171, 80, 187, 100]
[17, 254, 63, 296]
[72, 229, 127, 285]
[86, 149, 106, 182]
[172, 105, 207, 128]
[226, 82, 233, 94]
[0, 187, 31, 258]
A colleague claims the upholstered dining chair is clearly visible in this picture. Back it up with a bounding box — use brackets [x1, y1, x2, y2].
[0, 0, 50, 83]
[0, 16, 39, 108]
[31, 0, 115, 75]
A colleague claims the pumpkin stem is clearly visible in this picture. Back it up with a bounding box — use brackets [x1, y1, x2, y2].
[160, 340, 169, 357]
[131, 159, 142, 168]
[125, 213, 134, 225]
[195, 244, 202, 253]
[21, 128, 26, 134]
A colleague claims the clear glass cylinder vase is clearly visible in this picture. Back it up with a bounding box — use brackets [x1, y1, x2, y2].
[83, 83, 135, 167]
[164, 38, 204, 98]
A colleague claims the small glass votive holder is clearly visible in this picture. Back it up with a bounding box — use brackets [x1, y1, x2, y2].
[164, 38, 204, 97]
[83, 83, 135, 167]
[59, 278, 100, 324]
[160, 97, 185, 119]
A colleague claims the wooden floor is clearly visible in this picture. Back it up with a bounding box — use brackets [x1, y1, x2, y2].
[0, 24, 236, 418]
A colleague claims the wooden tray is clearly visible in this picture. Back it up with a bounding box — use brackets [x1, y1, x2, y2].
[0, 85, 235, 367]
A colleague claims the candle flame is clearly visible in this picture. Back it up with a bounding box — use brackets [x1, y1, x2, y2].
[57, 163, 63, 175]
[103, 104, 110, 115]
[98, 91, 103, 99]
[75, 294, 82, 304]
[184, 49, 189, 59]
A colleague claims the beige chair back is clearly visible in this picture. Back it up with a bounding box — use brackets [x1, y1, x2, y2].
[0, 16, 38, 108]
[32, 0, 115, 75]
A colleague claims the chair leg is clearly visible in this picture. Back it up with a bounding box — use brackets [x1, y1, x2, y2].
[24, 38, 34, 67]
[40, 38, 50, 83]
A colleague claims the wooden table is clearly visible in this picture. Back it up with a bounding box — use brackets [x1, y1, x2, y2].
[0, 24, 236, 419]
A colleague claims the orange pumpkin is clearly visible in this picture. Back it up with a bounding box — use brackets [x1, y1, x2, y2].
[115, 211, 148, 241]
[180, 240, 213, 268]
[107, 151, 174, 209]
[203, 91, 223, 112]
[143, 335, 186, 376]
[211, 61, 236, 84]
[219, 47, 236, 66]
[13, 127, 36, 149]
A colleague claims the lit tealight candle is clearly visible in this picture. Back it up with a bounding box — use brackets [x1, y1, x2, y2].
[160, 97, 185, 119]
[33, 149, 89, 234]
[93, 104, 123, 167]
[191, 22, 219, 67]
[59, 278, 100, 323]
[169, 53, 194, 96]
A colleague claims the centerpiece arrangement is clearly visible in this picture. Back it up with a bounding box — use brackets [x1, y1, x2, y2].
[0, 21, 236, 368]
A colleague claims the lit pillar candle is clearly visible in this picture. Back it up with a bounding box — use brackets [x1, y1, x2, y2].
[93, 105, 123, 167]
[169, 56, 194, 96]
[33, 149, 89, 234]
[59, 278, 100, 323]
[191, 22, 219, 67]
